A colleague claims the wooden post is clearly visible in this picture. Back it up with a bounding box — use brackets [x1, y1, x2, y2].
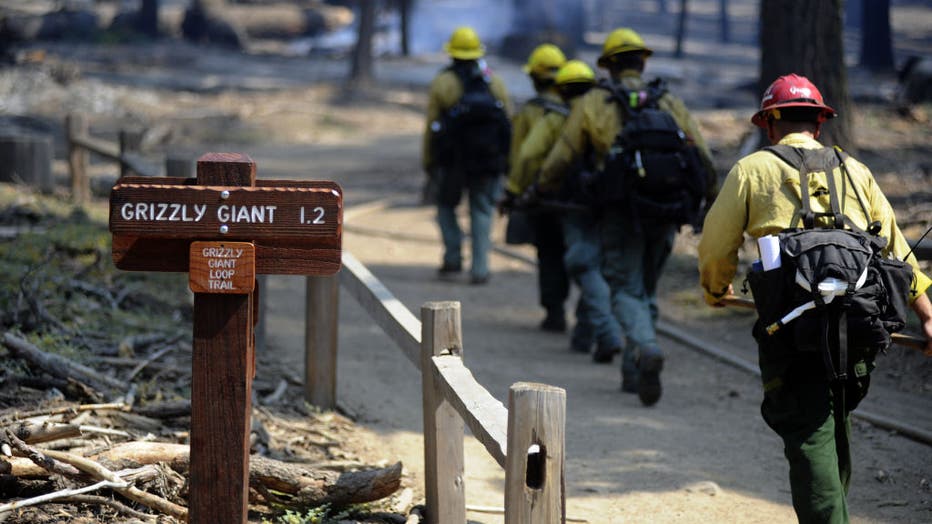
[505, 382, 566, 524]
[188, 153, 256, 524]
[255, 274, 267, 352]
[305, 274, 339, 409]
[66, 113, 89, 203]
[119, 128, 144, 178]
[421, 302, 465, 524]
[165, 153, 196, 178]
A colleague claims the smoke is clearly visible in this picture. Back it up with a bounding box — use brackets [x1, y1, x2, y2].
[408, 0, 515, 55]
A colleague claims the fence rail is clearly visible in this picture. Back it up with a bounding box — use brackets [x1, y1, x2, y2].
[65, 113, 163, 202]
[308, 251, 566, 523]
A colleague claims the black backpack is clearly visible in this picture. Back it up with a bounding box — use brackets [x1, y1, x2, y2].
[746, 145, 914, 413]
[431, 62, 511, 176]
[595, 78, 708, 226]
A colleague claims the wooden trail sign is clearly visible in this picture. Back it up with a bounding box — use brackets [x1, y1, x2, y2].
[108, 152, 343, 524]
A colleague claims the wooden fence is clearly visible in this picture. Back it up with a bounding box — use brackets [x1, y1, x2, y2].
[64, 113, 166, 202]
[306, 252, 566, 523]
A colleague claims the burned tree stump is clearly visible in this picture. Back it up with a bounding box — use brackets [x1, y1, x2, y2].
[0, 132, 53, 193]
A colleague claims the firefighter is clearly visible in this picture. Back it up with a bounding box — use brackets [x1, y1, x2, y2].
[501, 43, 570, 331]
[698, 73, 932, 523]
[505, 60, 624, 358]
[422, 26, 512, 285]
[537, 28, 715, 405]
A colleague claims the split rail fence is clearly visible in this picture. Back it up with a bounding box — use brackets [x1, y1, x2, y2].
[64, 113, 184, 203]
[305, 252, 566, 523]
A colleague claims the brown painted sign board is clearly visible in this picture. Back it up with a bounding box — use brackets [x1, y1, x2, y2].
[189, 241, 256, 294]
[110, 185, 341, 239]
[110, 177, 343, 276]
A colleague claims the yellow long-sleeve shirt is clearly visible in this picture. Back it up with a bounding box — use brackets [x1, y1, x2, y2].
[508, 89, 562, 174]
[538, 70, 714, 193]
[505, 94, 569, 195]
[421, 64, 511, 171]
[698, 132, 931, 305]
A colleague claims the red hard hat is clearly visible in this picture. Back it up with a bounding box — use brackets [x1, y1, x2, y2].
[751, 74, 836, 128]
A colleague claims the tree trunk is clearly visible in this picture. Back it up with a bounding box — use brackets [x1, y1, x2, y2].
[182, 0, 245, 48]
[859, 0, 893, 72]
[138, 0, 159, 38]
[350, 0, 376, 84]
[399, 0, 410, 56]
[719, 0, 730, 43]
[674, 0, 689, 58]
[759, 0, 852, 150]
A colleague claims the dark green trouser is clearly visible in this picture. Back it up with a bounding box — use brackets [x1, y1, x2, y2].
[762, 377, 850, 524]
[757, 331, 864, 524]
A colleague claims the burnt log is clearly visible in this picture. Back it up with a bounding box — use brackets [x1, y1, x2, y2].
[8, 441, 403, 508]
[0, 8, 99, 43]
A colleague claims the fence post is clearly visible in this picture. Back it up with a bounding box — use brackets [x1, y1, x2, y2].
[66, 113, 89, 203]
[119, 128, 143, 178]
[505, 382, 566, 524]
[421, 301, 465, 524]
[305, 274, 339, 410]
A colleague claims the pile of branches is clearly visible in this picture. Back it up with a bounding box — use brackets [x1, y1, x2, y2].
[0, 192, 407, 522]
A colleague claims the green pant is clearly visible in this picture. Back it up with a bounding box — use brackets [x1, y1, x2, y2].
[757, 329, 863, 524]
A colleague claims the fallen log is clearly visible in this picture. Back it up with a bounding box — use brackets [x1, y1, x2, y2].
[8, 441, 403, 508]
[249, 455, 403, 507]
[2, 332, 128, 392]
[133, 400, 191, 419]
[7, 421, 82, 445]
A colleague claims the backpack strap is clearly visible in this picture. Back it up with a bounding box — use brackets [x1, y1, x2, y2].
[527, 96, 570, 116]
[447, 62, 492, 101]
[644, 77, 668, 106]
[834, 147, 876, 233]
[764, 145, 847, 229]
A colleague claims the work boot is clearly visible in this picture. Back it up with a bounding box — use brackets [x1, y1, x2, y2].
[539, 309, 566, 333]
[637, 345, 664, 406]
[437, 262, 462, 280]
[469, 273, 490, 285]
[620, 349, 638, 393]
[592, 345, 617, 364]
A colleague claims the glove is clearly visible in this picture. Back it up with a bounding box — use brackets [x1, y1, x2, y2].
[497, 190, 518, 216]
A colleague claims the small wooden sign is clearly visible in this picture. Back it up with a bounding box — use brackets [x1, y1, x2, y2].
[110, 177, 343, 276]
[108, 153, 344, 524]
[189, 241, 256, 294]
[110, 184, 341, 239]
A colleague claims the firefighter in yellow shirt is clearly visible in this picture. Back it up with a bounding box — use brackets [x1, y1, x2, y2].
[508, 43, 567, 185]
[500, 44, 569, 331]
[537, 28, 716, 405]
[422, 26, 511, 285]
[698, 73, 932, 523]
[511, 60, 625, 360]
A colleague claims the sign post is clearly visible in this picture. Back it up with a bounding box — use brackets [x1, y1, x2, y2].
[109, 152, 342, 523]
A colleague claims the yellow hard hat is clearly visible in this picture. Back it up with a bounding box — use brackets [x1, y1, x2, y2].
[443, 26, 485, 60]
[555, 60, 595, 86]
[597, 28, 653, 67]
[522, 44, 567, 79]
